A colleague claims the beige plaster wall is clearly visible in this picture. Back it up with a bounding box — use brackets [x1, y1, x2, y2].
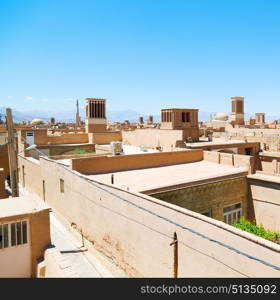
[20, 129, 89, 146]
[71, 150, 203, 175]
[47, 133, 89, 145]
[88, 131, 122, 144]
[203, 151, 254, 173]
[18, 156, 280, 277]
[18, 157, 43, 198]
[257, 156, 280, 175]
[122, 128, 184, 151]
[248, 177, 280, 232]
[37, 247, 79, 278]
[0, 209, 51, 277]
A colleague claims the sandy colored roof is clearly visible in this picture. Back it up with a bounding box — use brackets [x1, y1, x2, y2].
[87, 160, 247, 193]
[0, 196, 50, 219]
[259, 151, 280, 158]
[248, 173, 280, 184]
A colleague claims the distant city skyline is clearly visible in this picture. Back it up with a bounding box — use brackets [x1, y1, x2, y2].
[1, 0, 280, 115]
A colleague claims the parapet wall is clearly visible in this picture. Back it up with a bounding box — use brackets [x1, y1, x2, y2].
[46, 133, 89, 145]
[17, 154, 280, 277]
[248, 175, 280, 232]
[18, 156, 43, 199]
[88, 131, 122, 144]
[37, 247, 79, 278]
[257, 155, 280, 176]
[19, 129, 89, 146]
[71, 150, 203, 175]
[34, 157, 280, 277]
[122, 128, 184, 151]
[203, 151, 254, 173]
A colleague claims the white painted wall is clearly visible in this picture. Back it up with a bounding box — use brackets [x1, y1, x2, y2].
[0, 244, 31, 277]
[0, 220, 31, 278]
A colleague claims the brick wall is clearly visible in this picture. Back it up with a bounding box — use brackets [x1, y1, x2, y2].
[151, 177, 248, 222]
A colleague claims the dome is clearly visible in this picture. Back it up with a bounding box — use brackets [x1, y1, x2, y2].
[214, 112, 229, 121]
[31, 118, 44, 124]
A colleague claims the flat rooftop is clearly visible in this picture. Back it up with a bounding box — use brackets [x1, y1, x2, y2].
[0, 196, 50, 219]
[259, 151, 280, 158]
[87, 160, 248, 194]
[248, 173, 280, 184]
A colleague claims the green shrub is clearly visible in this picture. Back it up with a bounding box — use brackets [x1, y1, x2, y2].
[233, 217, 280, 243]
[74, 148, 87, 155]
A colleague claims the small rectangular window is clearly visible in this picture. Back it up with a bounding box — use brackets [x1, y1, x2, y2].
[223, 202, 242, 225]
[60, 179, 65, 193]
[186, 112, 190, 122]
[3, 224, 8, 248]
[0, 225, 3, 249]
[223, 202, 241, 213]
[0, 223, 10, 249]
[16, 222, 22, 245]
[11, 223, 16, 246]
[22, 221, 27, 244]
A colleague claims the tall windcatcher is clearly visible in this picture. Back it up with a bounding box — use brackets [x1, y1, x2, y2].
[85, 98, 107, 133]
[231, 96, 244, 125]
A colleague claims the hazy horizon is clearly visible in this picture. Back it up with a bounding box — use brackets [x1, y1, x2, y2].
[1, 1, 280, 116]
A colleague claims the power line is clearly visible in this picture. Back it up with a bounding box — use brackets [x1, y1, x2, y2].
[61, 181, 250, 277]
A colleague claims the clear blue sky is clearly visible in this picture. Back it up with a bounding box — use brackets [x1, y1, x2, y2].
[1, 0, 280, 115]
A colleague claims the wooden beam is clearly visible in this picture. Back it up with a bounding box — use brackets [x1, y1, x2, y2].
[6, 108, 19, 197]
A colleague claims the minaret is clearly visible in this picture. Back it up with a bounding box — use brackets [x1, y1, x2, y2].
[76, 99, 81, 126]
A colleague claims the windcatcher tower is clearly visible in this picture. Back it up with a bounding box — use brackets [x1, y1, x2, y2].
[85, 98, 107, 133]
[160, 108, 199, 141]
[231, 96, 244, 125]
[255, 113, 265, 125]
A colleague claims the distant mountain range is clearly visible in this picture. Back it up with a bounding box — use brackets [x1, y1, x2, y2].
[0, 107, 279, 123]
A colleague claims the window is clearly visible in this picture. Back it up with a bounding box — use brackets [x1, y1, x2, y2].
[182, 112, 190, 123]
[245, 148, 252, 156]
[0, 221, 28, 249]
[11, 223, 16, 246]
[186, 112, 190, 122]
[0, 224, 9, 249]
[201, 211, 211, 217]
[223, 203, 242, 225]
[10, 221, 28, 246]
[60, 179, 65, 193]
